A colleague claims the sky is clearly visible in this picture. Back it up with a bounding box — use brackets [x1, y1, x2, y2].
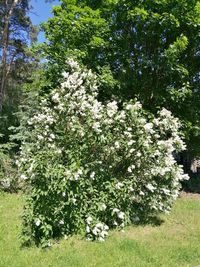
[29, 0, 60, 43]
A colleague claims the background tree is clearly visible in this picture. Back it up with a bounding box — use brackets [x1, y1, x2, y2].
[0, 0, 38, 141]
[42, 0, 200, 156]
[0, 0, 36, 108]
[0, 0, 54, 191]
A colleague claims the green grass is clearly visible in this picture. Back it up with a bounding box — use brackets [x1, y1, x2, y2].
[0, 192, 200, 267]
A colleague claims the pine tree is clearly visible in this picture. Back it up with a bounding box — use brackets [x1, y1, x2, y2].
[0, 0, 36, 110]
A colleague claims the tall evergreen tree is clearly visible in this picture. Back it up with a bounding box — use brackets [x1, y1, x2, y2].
[0, 0, 40, 147]
[0, 0, 37, 111]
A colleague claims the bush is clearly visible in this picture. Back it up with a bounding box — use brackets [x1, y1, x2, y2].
[0, 137, 18, 192]
[19, 60, 188, 247]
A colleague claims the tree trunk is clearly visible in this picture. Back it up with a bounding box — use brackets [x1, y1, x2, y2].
[0, 0, 20, 111]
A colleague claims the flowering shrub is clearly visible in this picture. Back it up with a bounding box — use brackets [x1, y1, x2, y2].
[19, 59, 189, 246]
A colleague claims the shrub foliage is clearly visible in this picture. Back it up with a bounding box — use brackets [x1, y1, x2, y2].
[19, 60, 188, 246]
[0, 136, 18, 192]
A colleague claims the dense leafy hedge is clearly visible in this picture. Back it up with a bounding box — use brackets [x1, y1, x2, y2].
[19, 60, 188, 247]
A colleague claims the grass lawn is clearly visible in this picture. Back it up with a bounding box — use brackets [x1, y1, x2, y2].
[0, 192, 200, 267]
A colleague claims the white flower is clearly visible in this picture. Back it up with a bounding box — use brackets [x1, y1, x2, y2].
[100, 230, 108, 238]
[96, 223, 104, 229]
[124, 131, 132, 138]
[47, 242, 52, 247]
[59, 220, 64, 225]
[114, 141, 120, 148]
[128, 165, 135, 173]
[146, 183, 156, 192]
[126, 102, 142, 110]
[74, 173, 80, 181]
[91, 102, 102, 119]
[160, 108, 172, 117]
[50, 133, 55, 139]
[58, 104, 65, 111]
[118, 211, 125, 220]
[20, 174, 28, 180]
[86, 216, 93, 225]
[35, 218, 41, 226]
[86, 225, 90, 233]
[128, 140, 135, 146]
[74, 169, 82, 180]
[107, 101, 118, 117]
[125, 104, 134, 110]
[116, 182, 124, 189]
[62, 71, 69, 79]
[90, 171, 95, 179]
[92, 227, 100, 235]
[52, 92, 60, 103]
[37, 135, 44, 140]
[67, 58, 80, 69]
[182, 174, 189, 180]
[72, 198, 77, 204]
[100, 203, 107, 211]
[117, 110, 126, 121]
[104, 225, 109, 230]
[129, 186, 134, 192]
[144, 123, 153, 133]
[162, 188, 170, 195]
[15, 159, 20, 166]
[127, 166, 132, 173]
[113, 208, 120, 213]
[77, 169, 83, 175]
[133, 102, 142, 109]
[1, 179, 10, 189]
[92, 122, 102, 133]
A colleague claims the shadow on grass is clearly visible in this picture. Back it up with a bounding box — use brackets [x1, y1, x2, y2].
[134, 215, 165, 227]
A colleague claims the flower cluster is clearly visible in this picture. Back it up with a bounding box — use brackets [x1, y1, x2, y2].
[19, 59, 188, 246]
[85, 217, 109, 241]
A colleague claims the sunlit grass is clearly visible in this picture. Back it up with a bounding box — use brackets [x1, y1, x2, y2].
[0, 192, 200, 267]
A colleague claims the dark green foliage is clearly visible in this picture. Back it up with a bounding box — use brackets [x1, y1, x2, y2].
[0, 134, 18, 191]
[183, 174, 200, 193]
